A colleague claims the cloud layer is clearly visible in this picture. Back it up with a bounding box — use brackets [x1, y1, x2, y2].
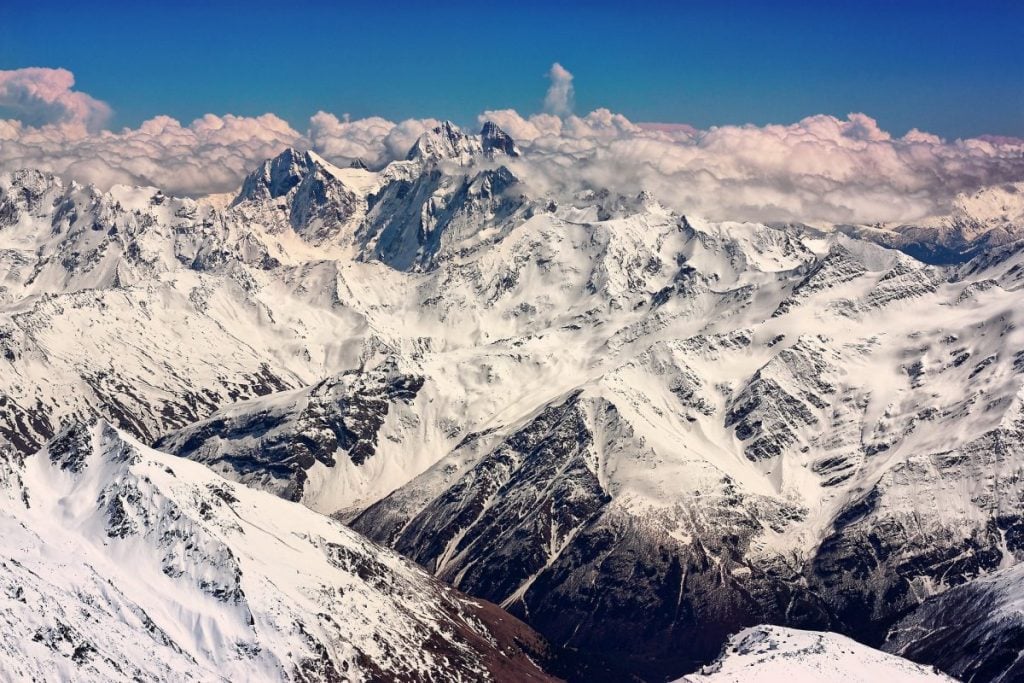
[481, 108, 1024, 223]
[0, 109, 304, 196]
[1, 66, 1023, 224]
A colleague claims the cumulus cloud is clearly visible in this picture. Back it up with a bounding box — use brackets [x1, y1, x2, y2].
[543, 63, 574, 117]
[308, 112, 394, 166]
[308, 113, 443, 167]
[637, 122, 699, 137]
[0, 68, 111, 133]
[0, 65, 454, 195]
[2, 66, 1023, 223]
[0, 68, 445, 195]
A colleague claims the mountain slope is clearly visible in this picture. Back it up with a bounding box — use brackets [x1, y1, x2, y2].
[154, 358, 428, 513]
[0, 422, 557, 682]
[885, 563, 1024, 682]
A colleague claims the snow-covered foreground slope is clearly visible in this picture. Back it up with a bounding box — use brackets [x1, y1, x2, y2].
[3, 120, 1024, 681]
[679, 626, 954, 683]
[0, 422, 556, 682]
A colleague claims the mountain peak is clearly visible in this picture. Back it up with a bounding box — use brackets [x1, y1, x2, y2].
[405, 121, 482, 164]
[234, 147, 317, 203]
[684, 626, 955, 682]
[480, 121, 521, 158]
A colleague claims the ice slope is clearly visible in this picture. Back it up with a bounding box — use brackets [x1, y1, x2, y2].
[0, 422, 556, 682]
[680, 625, 954, 683]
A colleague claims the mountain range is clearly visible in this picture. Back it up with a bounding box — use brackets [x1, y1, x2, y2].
[2, 120, 1024, 681]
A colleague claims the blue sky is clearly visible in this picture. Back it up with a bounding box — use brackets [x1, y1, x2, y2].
[2, 0, 1022, 138]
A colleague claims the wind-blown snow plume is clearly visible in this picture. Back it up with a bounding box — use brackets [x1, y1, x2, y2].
[543, 62, 575, 117]
[1, 66, 1023, 223]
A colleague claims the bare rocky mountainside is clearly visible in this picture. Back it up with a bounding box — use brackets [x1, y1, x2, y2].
[2, 121, 1024, 681]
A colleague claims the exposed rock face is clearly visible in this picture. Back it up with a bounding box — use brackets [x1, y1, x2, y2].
[481, 121, 522, 159]
[383, 392, 611, 597]
[233, 148, 360, 241]
[157, 360, 426, 503]
[724, 336, 838, 462]
[885, 563, 1024, 682]
[364, 163, 529, 271]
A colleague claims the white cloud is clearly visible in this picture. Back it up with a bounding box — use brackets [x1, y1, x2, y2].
[543, 63, 574, 117]
[0, 68, 111, 133]
[0, 69, 448, 196]
[2, 67, 1023, 224]
[0, 106, 304, 195]
[306, 112, 443, 167]
[481, 108, 1024, 224]
[308, 112, 395, 167]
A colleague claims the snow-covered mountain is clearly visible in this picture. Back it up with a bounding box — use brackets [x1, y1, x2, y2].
[840, 182, 1024, 264]
[2, 119, 1024, 681]
[680, 625, 954, 682]
[0, 421, 556, 681]
[155, 358, 429, 511]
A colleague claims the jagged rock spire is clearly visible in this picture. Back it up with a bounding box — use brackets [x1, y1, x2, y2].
[480, 121, 521, 158]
